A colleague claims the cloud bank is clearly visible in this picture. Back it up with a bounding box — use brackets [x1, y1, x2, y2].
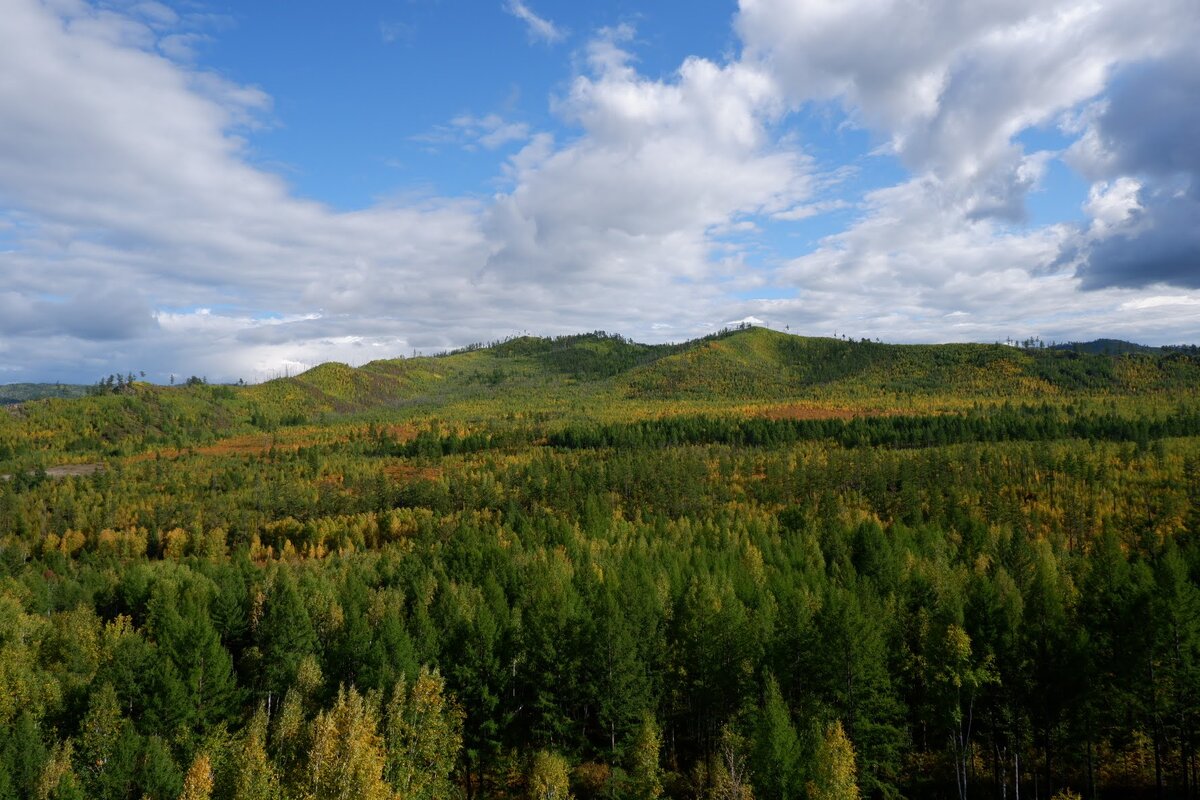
[0, 0, 1198, 382]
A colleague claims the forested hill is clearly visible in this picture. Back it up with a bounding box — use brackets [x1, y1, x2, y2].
[260, 327, 1200, 409]
[5, 326, 1200, 800]
[1049, 338, 1163, 355]
[3, 326, 1200, 467]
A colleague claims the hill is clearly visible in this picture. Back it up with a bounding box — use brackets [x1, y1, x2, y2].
[2, 326, 1199, 467]
[1049, 338, 1161, 355]
[266, 327, 1200, 409]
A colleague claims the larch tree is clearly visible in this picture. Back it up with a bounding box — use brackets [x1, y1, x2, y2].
[179, 753, 214, 800]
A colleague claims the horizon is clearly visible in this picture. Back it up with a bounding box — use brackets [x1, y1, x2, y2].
[2, 0, 1198, 384]
[3, 326, 1194, 389]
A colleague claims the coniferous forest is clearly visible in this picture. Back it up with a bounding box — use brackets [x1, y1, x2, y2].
[3, 327, 1200, 800]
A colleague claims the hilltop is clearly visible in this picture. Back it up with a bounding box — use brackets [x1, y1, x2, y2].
[252, 326, 1200, 409]
[1049, 338, 1162, 355]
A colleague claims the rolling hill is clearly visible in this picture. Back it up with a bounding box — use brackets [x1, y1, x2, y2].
[2, 326, 1198, 467]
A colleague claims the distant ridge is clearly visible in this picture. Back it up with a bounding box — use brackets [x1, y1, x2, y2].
[0, 383, 89, 405]
[1048, 338, 1161, 355]
[3, 326, 1200, 465]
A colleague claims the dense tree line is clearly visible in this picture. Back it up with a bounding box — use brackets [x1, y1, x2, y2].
[547, 404, 1200, 451]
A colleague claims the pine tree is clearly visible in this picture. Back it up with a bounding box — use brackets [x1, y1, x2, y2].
[751, 676, 802, 800]
[147, 584, 241, 740]
[137, 736, 182, 800]
[0, 711, 46, 800]
[255, 570, 318, 706]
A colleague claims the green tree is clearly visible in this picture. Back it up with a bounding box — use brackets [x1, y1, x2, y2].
[232, 709, 279, 800]
[0, 712, 47, 800]
[710, 726, 753, 800]
[926, 624, 997, 800]
[806, 584, 902, 797]
[147, 583, 241, 742]
[76, 683, 140, 800]
[255, 570, 318, 708]
[627, 714, 664, 800]
[751, 676, 802, 800]
[137, 736, 182, 800]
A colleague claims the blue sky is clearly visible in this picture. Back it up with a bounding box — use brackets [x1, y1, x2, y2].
[206, 1, 743, 207]
[0, 0, 1198, 382]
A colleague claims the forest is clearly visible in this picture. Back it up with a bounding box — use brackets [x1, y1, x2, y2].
[2, 327, 1200, 800]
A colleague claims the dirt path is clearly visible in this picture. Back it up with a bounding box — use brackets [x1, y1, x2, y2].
[1, 463, 105, 481]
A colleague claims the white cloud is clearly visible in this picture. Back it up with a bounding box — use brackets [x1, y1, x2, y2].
[3, 0, 1200, 383]
[736, 0, 1199, 219]
[503, 0, 566, 44]
[772, 200, 851, 222]
[481, 30, 810, 315]
[417, 114, 531, 151]
[728, 0, 1200, 342]
[0, 2, 813, 381]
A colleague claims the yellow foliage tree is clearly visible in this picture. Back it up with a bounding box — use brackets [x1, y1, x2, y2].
[233, 708, 280, 800]
[808, 721, 860, 800]
[180, 753, 214, 800]
[383, 666, 463, 800]
[710, 726, 753, 800]
[627, 715, 664, 800]
[528, 750, 572, 800]
[304, 686, 394, 800]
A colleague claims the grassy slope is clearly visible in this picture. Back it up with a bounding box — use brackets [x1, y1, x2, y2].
[2, 327, 1198, 467]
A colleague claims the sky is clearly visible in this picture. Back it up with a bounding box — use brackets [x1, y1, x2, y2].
[1, 0, 1199, 383]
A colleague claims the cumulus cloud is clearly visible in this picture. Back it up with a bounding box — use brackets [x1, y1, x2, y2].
[0, 0, 810, 381]
[736, 0, 1198, 219]
[1064, 54, 1200, 289]
[3, 0, 1200, 383]
[482, 28, 809, 313]
[728, 0, 1200, 342]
